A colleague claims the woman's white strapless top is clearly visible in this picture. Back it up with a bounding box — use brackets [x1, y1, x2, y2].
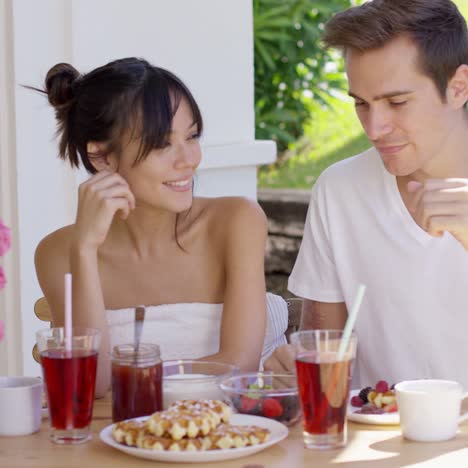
[106, 293, 288, 365]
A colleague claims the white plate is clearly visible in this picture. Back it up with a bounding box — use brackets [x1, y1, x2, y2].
[347, 389, 400, 425]
[99, 414, 288, 463]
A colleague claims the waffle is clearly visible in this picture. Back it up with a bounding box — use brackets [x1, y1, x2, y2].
[168, 399, 232, 424]
[131, 423, 270, 451]
[145, 405, 220, 440]
[206, 423, 271, 449]
[111, 399, 271, 451]
[112, 420, 146, 446]
[138, 432, 212, 451]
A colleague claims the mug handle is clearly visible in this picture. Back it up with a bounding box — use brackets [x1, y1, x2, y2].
[459, 392, 468, 423]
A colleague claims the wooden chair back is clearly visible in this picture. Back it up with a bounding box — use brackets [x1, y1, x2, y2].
[32, 297, 53, 363]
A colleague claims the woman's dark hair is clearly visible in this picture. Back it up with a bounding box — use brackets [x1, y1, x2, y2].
[322, 0, 468, 100]
[35, 58, 203, 251]
[40, 57, 203, 173]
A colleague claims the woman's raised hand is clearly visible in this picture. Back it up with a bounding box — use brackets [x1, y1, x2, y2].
[73, 170, 136, 250]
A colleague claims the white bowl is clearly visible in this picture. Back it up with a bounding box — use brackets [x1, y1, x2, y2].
[163, 360, 238, 409]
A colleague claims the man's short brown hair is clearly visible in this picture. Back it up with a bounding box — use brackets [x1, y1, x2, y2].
[322, 0, 468, 99]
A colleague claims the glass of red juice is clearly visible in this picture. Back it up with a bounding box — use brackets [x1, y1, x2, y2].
[36, 327, 101, 444]
[111, 343, 162, 422]
[290, 330, 357, 449]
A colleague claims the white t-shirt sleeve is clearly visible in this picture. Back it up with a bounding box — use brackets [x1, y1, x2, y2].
[288, 177, 345, 303]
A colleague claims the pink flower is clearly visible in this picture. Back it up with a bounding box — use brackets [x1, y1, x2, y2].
[0, 219, 11, 256]
[0, 266, 6, 290]
[0, 320, 4, 341]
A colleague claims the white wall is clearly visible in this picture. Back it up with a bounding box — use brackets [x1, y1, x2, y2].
[0, 0, 276, 376]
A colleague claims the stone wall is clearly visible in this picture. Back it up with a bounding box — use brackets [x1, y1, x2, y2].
[257, 188, 310, 297]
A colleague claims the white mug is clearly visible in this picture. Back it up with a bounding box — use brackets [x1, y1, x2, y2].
[0, 376, 43, 436]
[395, 379, 468, 442]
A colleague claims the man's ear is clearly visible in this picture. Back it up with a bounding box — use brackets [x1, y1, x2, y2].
[87, 141, 118, 172]
[446, 64, 468, 109]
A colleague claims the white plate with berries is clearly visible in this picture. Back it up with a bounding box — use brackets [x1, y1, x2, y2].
[347, 380, 400, 425]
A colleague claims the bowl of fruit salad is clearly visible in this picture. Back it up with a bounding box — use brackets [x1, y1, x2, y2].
[220, 372, 301, 426]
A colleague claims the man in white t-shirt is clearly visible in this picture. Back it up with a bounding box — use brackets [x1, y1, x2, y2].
[265, 0, 468, 388]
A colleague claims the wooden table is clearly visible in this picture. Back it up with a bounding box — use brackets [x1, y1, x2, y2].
[3, 398, 468, 468]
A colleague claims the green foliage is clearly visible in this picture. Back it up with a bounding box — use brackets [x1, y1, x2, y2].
[258, 0, 468, 189]
[254, 0, 357, 154]
[454, 0, 468, 18]
[258, 97, 370, 188]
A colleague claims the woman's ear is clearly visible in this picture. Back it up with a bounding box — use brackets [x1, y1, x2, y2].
[446, 64, 468, 109]
[87, 141, 118, 172]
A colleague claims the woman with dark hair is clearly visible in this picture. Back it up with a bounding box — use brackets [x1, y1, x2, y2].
[34, 58, 286, 397]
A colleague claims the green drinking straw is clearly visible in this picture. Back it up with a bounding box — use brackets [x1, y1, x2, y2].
[337, 284, 366, 361]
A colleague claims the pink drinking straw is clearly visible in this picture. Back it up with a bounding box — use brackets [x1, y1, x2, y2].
[64, 273, 73, 430]
[64, 273, 72, 354]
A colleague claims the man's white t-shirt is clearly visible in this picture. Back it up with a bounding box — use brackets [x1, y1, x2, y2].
[288, 147, 468, 389]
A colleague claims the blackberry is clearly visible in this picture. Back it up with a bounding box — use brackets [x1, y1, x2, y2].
[280, 395, 300, 422]
[358, 386, 372, 403]
[248, 404, 263, 416]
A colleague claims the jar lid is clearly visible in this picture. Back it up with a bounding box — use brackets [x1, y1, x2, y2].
[112, 343, 160, 366]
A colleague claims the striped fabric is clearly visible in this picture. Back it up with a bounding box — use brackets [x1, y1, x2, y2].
[262, 293, 288, 365]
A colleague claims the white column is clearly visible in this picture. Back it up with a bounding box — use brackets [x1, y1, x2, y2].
[0, 0, 22, 375]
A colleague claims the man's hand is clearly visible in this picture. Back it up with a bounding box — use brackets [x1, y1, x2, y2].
[263, 344, 295, 373]
[408, 178, 468, 250]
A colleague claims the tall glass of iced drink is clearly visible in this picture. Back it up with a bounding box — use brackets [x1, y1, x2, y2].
[290, 330, 357, 449]
[36, 327, 101, 444]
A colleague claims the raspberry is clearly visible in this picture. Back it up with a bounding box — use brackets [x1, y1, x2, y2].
[358, 386, 372, 403]
[375, 380, 389, 393]
[351, 395, 364, 407]
[261, 398, 283, 418]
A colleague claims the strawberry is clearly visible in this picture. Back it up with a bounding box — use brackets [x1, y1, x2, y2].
[240, 396, 259, 413]
[383, 402, 398, 413]
[262, 398, 283, 418]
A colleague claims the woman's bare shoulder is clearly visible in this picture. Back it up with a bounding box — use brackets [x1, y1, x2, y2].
[35, 225, 75, 275]
[194, 196, 267, 225]
[192, 196, 268, 248]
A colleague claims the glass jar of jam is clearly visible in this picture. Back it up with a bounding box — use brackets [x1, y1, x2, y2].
[111, 343, 162, 422]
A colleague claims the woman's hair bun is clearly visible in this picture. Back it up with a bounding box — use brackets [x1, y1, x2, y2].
[45, 63, 80, 107]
